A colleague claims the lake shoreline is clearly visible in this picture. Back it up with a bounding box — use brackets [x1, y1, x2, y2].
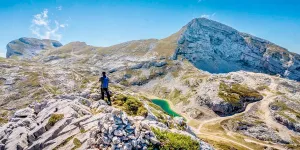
[151, 99, 181, 117]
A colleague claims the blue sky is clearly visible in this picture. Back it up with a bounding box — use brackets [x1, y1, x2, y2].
[0, 0, 300, 57]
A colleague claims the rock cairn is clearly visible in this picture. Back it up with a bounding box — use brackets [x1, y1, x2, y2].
[88, 109, 160, 150]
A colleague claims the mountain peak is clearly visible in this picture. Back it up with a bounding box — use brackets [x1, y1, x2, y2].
[187, 18, 238, 33]
[175, 18, 300, 81]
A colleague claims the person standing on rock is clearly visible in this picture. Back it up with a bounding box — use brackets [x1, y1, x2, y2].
[99, 72, 111, 105]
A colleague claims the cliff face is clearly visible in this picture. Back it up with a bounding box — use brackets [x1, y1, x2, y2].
[6, 37, 62, 58]
[174, 18, 300, 81]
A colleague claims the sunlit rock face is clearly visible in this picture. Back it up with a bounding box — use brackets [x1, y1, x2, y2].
[175, 18, 300, 81]
[6, 37, 62, 58]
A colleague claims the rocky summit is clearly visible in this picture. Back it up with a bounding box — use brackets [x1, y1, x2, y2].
[6, 37, 62, 59]
[175, 18, 300, 81]
[1, 18, 300, 150]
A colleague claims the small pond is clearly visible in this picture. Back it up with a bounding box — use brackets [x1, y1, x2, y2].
[151, 99, 181, 117]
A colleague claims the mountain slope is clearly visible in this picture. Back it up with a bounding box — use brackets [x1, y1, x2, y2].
[174, 18, 300, 81]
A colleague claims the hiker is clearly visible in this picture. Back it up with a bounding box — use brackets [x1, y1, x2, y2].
[99, 72, 111, 105]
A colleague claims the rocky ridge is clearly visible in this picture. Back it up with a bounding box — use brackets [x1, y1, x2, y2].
[0, 88, 213, 150]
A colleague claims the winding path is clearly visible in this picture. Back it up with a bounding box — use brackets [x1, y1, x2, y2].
[193, 92, 287, 150]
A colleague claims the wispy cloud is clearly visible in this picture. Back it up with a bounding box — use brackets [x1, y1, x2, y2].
[30, 9, 68, 41]
[57, 6, 63, 11]
[200, 13, 216, 19]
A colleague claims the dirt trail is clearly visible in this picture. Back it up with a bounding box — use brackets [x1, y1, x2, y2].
[194, 84, 289, 150]
[195, 102, 263, 150]
[260, 94, 294, 141]
[199, 132, 255, 150]
[196, 101, 257, 133]
[259, 79, 298, 141]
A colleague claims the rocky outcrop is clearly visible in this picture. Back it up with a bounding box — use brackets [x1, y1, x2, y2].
[88, 109, 160, 149]
[225, 119, 290, 144]
[270, 97, 300, 133]
[174, 18, 300, 81]
[223, 102, 291, 145]
[195, 81, 263, 116]
[0, 92, 213, 150]
[6, 37, 62, 58]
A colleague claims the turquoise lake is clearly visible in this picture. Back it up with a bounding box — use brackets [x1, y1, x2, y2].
[151, 99, 181, 117]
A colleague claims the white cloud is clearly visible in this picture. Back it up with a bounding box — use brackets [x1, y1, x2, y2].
[57, 6, 63, 11]
[60, 24, 68, 28]
[30, 9, 68, 41]
[200, 13, 216, 19]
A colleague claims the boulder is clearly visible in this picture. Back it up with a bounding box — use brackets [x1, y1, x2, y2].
[112, 137, 120, 144]
[90, 93, 101, 101]
[13, 108, 34, 118]
[123, 142, 132, 150]
[140, 121, 150, 130]
[173, 117, 184, 126]
[149, 137, 160, 144]
[113, 129, 124, 136]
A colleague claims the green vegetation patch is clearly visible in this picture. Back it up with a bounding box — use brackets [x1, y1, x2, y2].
[120, 80, 130, 86]
[19, 72, 41, 87]
[80, 78, 89, 89]
[112, 94, 148, 117]
[272, 101, 300, 123]
[53, 135, 75, 150]
[218, 82, 262, 104]
[31, 88, 47, 100]
[148, 102, 169, 126]
[44, 85, 62, 95]
[148, 102, 165, 112]
[256, 85, 270, 91]
[202, 138, 248, 150]
[47, 114, 64, 126]
[167, 88, 191, 105]
[0, 117, 8, 125]
[71, 138, 82, 150]
[80, 127, 88, 133]
[0, 80, 4, 86]
[125, 69, 142, 77]
[151, 127, 200, 150]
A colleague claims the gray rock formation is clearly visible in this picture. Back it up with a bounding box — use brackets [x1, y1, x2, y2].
[174, 18, 300, 81]
[0, 91, 213, 150]
[6, 37, 62, 58]
[270, 96, 300, 133]
[88, 109, 160, 149]
[195, 80, 263, 116]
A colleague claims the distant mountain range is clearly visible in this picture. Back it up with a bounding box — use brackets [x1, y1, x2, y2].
[7, 18, 300, 81]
